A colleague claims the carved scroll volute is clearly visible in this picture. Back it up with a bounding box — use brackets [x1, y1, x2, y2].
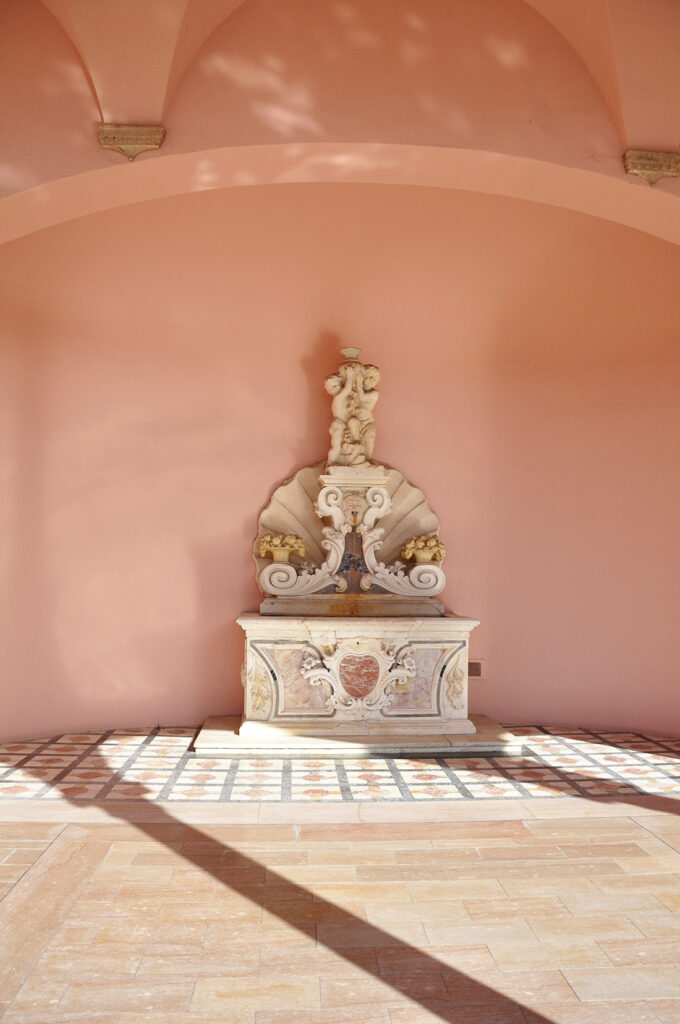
[360, 526, 446, 597]
[316, 485, 346, 530]
[363, 486, 391, 528]
[256, 478, 350, 597]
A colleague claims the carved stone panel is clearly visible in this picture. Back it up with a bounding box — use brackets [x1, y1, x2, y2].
[238, 615, 479, 733]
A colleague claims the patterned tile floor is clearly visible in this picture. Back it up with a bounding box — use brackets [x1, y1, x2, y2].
[1, 726, 679, 802]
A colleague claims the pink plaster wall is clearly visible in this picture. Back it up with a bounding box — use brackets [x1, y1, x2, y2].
[1, 183, 679, 740]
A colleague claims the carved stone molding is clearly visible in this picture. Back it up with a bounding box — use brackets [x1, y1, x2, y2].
[624, 150, 680, 186]
[244, 654, 273, 721]
[97, 124, 166, 161]
[444, 652, 466, 711]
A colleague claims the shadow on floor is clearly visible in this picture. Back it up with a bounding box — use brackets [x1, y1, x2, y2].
[8, 738, 565, 1024]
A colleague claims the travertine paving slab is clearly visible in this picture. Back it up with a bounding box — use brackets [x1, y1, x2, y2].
[489, 938, 612, 970]
[599, 936, 680, 966]
[192, 976, 321, 1014]
[522, 1002, 662, 1023]
[526, 914, 644, 942]
[564, 965, 680, 1001]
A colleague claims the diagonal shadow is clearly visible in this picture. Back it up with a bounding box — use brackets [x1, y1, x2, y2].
[8, 736, 561, 1024]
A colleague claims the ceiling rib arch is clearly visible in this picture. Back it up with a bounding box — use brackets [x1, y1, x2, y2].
[1, 143, 678, 250]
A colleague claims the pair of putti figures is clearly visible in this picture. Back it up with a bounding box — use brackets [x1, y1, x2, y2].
[324, 357, 381, 467]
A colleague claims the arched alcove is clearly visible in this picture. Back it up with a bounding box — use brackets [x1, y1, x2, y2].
[1, 182, 678, 738]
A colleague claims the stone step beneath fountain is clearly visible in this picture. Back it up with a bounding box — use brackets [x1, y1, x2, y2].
[192, 714, 524, 758]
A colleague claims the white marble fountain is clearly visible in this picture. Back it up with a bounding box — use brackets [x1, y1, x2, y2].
[195, 349, 518, 756]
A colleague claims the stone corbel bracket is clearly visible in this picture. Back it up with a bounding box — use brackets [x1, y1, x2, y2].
[97, 124, 166, 161]
[300, 637, 416, 719]
[624, 149, 680, 186]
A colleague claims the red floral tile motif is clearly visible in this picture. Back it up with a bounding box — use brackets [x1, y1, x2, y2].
[21, 755, 77, 767]
[233, 771, 282, 785]
[121, 769, 172, 783]
[503, 769, 562, 781]
[3, 767, 61, 782]
[408, 785, 463, 799]
[353, 771, 393, 783]
[348, 785, 402, 800]
[338, 654, 379, 699]
[520, 781, 575, 796]
[293, 772, 338, 784]
[166, 786, 222, 800]
[398, 759, 441, 771]
[463, 782, 522, 799]
[238, 759, 284, 770]
[40, 745, 89, 756]
[452, 769, 505, 782]
[178, 771, 228, 784]
[342, 758, 391, 771]
[292, 787, 342, 800]
[590, 753, 641, 764]
[55, 734, 102, 744]
[105, 783, 164, 800]
[637, 752, 680, 765]
[0, 783, 44, 798]
[45, 783, 104, 799]
[443, 758, 495, 770]
[398, 770, 448, 783]
[230, 785, 280, 800]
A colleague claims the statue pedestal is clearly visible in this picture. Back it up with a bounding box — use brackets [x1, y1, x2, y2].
[237, 613, 479, 742]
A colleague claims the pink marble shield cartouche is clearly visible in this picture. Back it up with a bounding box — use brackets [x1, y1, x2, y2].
[338, 654, 380, 699]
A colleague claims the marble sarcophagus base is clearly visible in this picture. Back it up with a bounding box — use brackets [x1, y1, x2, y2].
[237, 613, 478, 740]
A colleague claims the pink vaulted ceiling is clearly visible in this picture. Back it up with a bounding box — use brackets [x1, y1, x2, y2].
[526, 0, 680, 149]
[523, 0, 624, 138]
[39, 0, 247, 122]
[0, 0, 678, 245]
[167, 0, 618, 161]
[35, 0, 680, 145]
[607, 0, 680, 151]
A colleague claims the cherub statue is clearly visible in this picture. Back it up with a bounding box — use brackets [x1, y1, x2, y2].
[325, 365, 358, 465]
[324, 352, 381, 467]
[354, 364, 380, 459]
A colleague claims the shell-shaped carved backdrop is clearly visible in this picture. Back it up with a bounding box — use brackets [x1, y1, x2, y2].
[378, 471, 440, 565]
[254, 462, 441, 587]
[254, 463, 326, 582]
